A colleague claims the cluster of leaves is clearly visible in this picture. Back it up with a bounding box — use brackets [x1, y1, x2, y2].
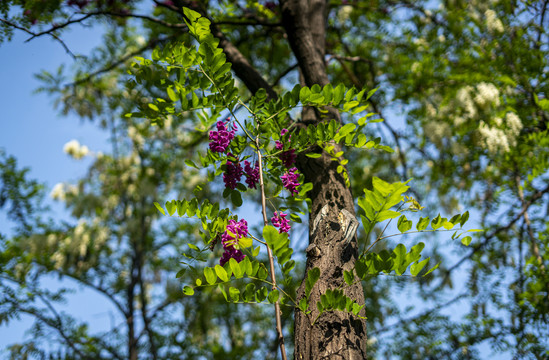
[146, 8, 476, 336]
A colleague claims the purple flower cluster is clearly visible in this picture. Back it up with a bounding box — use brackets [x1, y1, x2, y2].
[244, 160, 260, 189]
[275, 129, 296, 168]
[223, 154, 243, 190]
[281, 167, 300, 196]
[209, 120, 237, 153]
[271, 211, 291, 233]
[220, 219, 248, 266]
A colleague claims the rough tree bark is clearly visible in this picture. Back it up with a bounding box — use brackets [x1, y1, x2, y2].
[281, 1, 368, 359]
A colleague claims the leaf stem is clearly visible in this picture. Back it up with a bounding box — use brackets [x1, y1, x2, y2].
[256, 135, 288, 360]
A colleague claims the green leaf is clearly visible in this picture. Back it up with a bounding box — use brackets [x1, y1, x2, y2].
[257, 264, 268, 280]
[183, 286, 194, 296]
[339, 123, 356, 137]
[175, 268, 186, 278]
[243, 283, 256, 302]
[238, 237, 252, 248]
[344, 270, 354, 286]
[298, 298, 308, 313]
[231, 190, 243, 207]
[185, 159, 198, 169]
[165, 200, 176, 216]
[299, 86, 311, 103]
[416, 216, 429, 231]
[153, 202, 166, 216]
[268, 289, 280, 303]
[204, 267, 216, 285]
[397, 215, 412, 232]
[333, 84, 345, 105]
[306, 153, 322, 158]
[215, 264, 228, 282]
[423, 262, 440, 276]
[255, 286, 268, 302]
[263, 225, 279, 247]
[305, 267, 320, 298]
[183, 7, 201, 22]
[410, 258, 429, 276]
[218, 284, 228, 301]
[377, 210, 401, 222]
[229, 286, 240, 302]
[460, 211, 469, 227]
[461, 236, 472, 246]
[167, 86, 178, 102]
[442, 220, 454, 230]
[252, 246, 260, 257]
[431, 214, 443, 230]
[229, 258, 243, 278]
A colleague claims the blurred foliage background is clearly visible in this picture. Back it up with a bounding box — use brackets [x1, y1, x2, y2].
[1, 0, 548, 358]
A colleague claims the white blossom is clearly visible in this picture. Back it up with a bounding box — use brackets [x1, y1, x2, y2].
[425, 121, 451, 146]
[411, 62, 422, 73]
[438, 34, 446, 42]
[474, 82, 500, 107]
[63, 139, 89, 159]
[413, 37, 428, 49]
[478, 121, 509, 154]
[485, 9, 504, 33]
[426, 103, 437, 117]
[454, 116, 466, 126]
[135, 35, 146, 46]
[50, 183, 66, 200]
[456, 86, 477, 118]
[505, 112, 523, 137]
[337, 5, 353, 22]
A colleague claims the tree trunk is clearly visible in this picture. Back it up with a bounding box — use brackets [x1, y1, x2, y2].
[280, 0, 367, 359]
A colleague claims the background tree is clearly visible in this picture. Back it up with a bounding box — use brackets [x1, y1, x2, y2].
[1, 0, 548, 359]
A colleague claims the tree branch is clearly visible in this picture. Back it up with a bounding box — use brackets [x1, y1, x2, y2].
[437, 182, 549, 289]
[24, 14, 94, 42]
[0, 18, 78, 59]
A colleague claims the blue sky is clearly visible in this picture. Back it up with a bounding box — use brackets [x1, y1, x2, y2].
[0, 24, 116, 351]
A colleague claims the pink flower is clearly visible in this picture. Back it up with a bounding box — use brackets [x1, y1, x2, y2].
[281, 167, 300, 195]
[220, 219, 248, 266]
[209, 119, 237, 153]
[223, 154, 243, 190]
[271, 211, 291, 233]
[244, 160, 260, 189]
[275, 129, 296, 167]
[220, 247, 245, 266]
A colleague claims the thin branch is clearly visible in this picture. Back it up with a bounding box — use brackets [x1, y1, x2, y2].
[437, 182, 549, 289]
[0, 18, 78, 59]
[24, 14, 93, 42]
[257, 135, 288, 360]
[215, 19, 282, 27]
[270, 63, 299, 88]
[60, 271, 129, 318]
[369, 292, 468, 336]
[69, 36, 172, 86]
[83, 10, 186, 29]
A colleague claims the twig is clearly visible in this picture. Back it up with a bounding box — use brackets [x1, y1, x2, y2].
[24, 14, 93, 42]
[436, 182, 549, 289]
[68, 36, 172, 86]
[0, 18, 78, 59]
[83, 10, 186, 29]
